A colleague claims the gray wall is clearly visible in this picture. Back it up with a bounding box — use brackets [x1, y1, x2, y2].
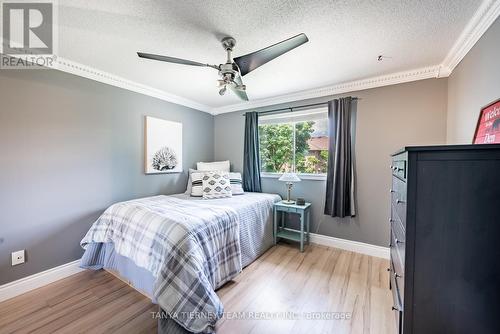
[215, 79, 448, 247]
[447, 17, 500, 144]
[0, 69, 214, 285]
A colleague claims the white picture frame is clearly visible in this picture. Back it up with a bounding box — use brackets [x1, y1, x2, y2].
[144, 116, 183, 174]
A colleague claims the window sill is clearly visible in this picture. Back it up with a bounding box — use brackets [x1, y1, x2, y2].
[261, 173, 327, 181]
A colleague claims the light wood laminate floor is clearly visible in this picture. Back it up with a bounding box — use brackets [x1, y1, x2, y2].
[0, 243, 396, 334]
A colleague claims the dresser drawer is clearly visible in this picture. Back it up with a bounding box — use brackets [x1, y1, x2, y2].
[391, 201, 406, 231]
[391, 152, 407, 178]
[276, 206, 297, 213]
[390, 263, 403, 334]
[391, 217, 405, 244]
[391, 158, 407, 180]
[390, 259, 403, 312]
[391, 177, 407, 229]
[390, 229, 405, 297]
[391, 220, 406, 272]
[392, 305, 403, 334]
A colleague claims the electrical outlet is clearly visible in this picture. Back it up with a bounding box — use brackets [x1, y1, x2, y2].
[11, 250, 25, 266]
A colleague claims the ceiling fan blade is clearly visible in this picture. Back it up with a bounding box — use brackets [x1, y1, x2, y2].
[229, 76, 249, 101]
[137, 52, 216, 68]
[229, 85, 249, 101]
[233, 33, 308, 76]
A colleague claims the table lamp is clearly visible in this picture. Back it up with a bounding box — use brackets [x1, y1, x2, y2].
[279, 173, 301, 204]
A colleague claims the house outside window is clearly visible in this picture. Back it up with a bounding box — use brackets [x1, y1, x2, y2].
[258, 107, 329, 178]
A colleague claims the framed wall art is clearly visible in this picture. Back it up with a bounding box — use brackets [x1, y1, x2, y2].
[145, 116, 183, 174]
[473, 99, 500, 144]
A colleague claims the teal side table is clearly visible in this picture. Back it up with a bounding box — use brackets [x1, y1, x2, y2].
[273, 201, 312, 252]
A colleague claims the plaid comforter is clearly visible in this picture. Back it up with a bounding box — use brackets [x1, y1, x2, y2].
[80, 196, 242, 333]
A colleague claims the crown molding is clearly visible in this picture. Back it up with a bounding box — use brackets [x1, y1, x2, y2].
[50, 57, 443, 116]
[43, 0, 499, 115]
[52, 57, 212, 114]
[211, 65, 442, 115]
[441, 0, 500, 74]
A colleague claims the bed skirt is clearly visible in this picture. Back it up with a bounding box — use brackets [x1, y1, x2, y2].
[81, 242, 157, 302]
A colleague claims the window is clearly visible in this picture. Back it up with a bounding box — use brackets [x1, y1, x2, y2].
[258, 107, 329, 176]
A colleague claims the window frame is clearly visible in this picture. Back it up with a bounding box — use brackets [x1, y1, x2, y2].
[260, 171, 327, 181]
[258, 107, 329, 180]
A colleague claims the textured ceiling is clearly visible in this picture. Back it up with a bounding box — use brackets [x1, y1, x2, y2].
[58, 0, 483, 108]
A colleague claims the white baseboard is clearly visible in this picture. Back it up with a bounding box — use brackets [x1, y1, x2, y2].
[0, 260, 84, 303]
[309, 233, 390, 259]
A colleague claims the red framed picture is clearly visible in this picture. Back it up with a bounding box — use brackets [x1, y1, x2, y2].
[473, 99, 500, 144]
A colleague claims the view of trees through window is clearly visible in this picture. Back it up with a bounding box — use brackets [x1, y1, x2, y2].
[259, 115, 329, 174]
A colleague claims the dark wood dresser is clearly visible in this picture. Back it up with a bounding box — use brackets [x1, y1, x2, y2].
[389, 144, 500, 334]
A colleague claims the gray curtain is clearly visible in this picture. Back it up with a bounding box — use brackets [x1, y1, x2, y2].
[243, 112, 262, 192]
[324, 97, 356, 218]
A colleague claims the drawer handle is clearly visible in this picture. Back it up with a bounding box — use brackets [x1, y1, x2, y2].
[390, 189, 395, 193]
[389, 218, 394, 222]
[394, 273, 402, 279]
[397, 167, 404, 171]
[392, 306, 401, 312]
[396, 199, 405, 204]
[395, 238, 404, 244]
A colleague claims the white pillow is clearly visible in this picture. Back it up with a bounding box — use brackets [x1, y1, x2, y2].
[229, 172, 244, 195]
[197, 160, 230, 172]
[202, 171, 232, 199]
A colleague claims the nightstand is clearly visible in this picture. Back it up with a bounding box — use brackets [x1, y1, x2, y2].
[273, 201, 311, 252]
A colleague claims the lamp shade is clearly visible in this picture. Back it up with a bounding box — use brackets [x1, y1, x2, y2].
[279, 173, 301, 183]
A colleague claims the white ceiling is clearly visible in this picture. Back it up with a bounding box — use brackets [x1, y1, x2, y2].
[58, 0, 486, 111]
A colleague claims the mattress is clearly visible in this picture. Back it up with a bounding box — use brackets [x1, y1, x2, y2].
[170, 192, 280, 267]
[81, 192, 281, 300]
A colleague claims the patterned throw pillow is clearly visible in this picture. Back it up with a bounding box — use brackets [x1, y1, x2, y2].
[202, 171, 232, 199]
[229, 172, 244, 195]
[187, 161, 231, 194]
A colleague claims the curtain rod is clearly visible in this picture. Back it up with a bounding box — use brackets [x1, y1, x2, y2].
[242, 97, 360, 117]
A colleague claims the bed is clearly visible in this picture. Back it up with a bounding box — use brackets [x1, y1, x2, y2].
[80, 192, 280, 333]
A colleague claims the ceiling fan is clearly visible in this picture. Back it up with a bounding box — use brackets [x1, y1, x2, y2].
[137, 33, 309, 101]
